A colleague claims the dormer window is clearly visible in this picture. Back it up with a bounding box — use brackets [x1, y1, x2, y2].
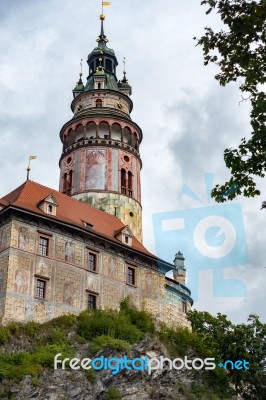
[114, 226, 133, 246]
[38, 194, 58, 216]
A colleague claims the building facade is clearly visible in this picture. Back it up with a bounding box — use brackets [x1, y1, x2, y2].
[0, 14, 193, 328]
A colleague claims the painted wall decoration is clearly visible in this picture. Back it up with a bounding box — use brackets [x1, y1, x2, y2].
[0, 227, 8, 252]
[36, 259, 49, 277]
[0, 269, 4, 292]
[65, 241, 74, 263]
[63, 283, 74, 305]
[109, 256, 117, 279]
[14, 269, 27, 293]
[18, 227, 29, 250]
[85, 150, 107, 190]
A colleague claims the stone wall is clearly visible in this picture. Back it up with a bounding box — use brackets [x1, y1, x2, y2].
[0, 219, 191, 329]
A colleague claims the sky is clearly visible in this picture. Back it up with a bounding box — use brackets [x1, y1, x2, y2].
[0, 0, 265, 324]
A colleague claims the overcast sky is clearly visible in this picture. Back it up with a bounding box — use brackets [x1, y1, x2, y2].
[0, 0, 265, 324]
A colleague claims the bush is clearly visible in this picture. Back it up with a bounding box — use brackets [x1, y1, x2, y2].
[89, 335, 130, 354]
[120, 298, 155, 334]
[104, 388, 122, 400]
[0, 326, 10, 345]
[77, 309, 144, 344]
[86, 368, 96, 384]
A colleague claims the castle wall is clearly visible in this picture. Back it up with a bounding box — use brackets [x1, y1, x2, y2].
[0, 219, 190, 329]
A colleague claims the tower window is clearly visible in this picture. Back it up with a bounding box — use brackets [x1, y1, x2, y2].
[105, 59, 112, 72]
[98, 83, 101, 89]
[128, 171, 133, 197]
[182, 300, 187, 313]
[96, 99, 102, 107]
[121, 169, 126, 194]
[39, 236, 49, 256]
[88, 294, 97, 310]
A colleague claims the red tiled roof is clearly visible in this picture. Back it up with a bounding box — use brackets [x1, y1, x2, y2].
[0, 180, 153, 256]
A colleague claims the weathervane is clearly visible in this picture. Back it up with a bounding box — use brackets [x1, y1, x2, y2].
[101, 1, 111, 18]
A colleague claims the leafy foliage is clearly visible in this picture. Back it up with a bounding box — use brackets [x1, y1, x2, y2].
[196, 0, 266, 202]
[187, 310, 266, 399]
[89, 335, 131, 354]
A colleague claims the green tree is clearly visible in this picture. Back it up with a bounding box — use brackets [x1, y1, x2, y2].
[196, 0, 266, 203]
[187, 310, 266, 399]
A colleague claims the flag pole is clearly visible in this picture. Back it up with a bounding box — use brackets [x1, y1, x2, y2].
[27, 156, 37, 180]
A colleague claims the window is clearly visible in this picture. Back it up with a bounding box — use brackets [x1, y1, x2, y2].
[88, 252, 97, 272]
[127, 267, 136, 286]
[121, 169, 126, 194]
[36, 279, 46, 299]
[48, 205, 53, 213]
[39, 236, 49, 256]
[128, 171, 133, 197]
[125, 236, 129, 244]
[88, 294, 96, 310]
[182, 300, 187, 313]
[96, 99, 102, 107]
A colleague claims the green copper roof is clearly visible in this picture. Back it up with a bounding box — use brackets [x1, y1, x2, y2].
[85, 71, 119, 92]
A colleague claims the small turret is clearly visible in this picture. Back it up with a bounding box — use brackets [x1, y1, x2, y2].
[73, 59, 84, 98]
[173, 251, 186, 285]
[118, 57, 132, 96]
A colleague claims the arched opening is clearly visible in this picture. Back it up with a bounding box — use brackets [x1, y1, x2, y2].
[67, 170, 73, 195]
[63, 173, 67, 193]
[96, 98, 102, 107]
[75, 125, 83, 142]
[86, 122, 97, 139]
[132, 132, 138, 149]
[105, 59, 112, 72]
[128, 171, 133, 197]
[68, 129, 75, 147]
[98, 122, 109, 139]
[111, 123, 122, 141]
[123, 127, 131, 144]
[121, 169, 126, 194]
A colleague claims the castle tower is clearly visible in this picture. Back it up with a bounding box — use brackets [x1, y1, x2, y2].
[59, 15, 143, 242]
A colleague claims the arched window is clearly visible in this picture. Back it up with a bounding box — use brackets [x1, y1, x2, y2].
[128, 171, 133, 197]
[111, 124, 122, 141]
[63, 173, 67, 193]
[98, 122, 109, 139]
[67, 170, 73, 195]
[123, 127, 131, 144]
[98, 83, 101, 90]
[105, 59, 112, 72]
[96, 99, 102, 107]
[75, 125, 83, 142]
[121, 169, 126, 194]
[86, 122, 97, 139]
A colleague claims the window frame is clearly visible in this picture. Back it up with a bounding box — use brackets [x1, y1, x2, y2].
[127, 265, 137, 287]
[88, 293, 97, 310]
[38, 235, 50, 257]
[86, 248, 99, 273]
[34, 275, 50, 300]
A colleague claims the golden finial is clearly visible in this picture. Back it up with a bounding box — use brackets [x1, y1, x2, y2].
[100, 14, 105, 20]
